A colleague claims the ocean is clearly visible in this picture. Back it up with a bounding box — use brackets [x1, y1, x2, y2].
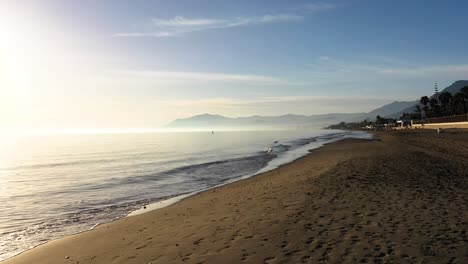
[0, 129, 371, 261]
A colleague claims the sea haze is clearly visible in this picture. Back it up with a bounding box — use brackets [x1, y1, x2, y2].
[0, 129, 371, 260]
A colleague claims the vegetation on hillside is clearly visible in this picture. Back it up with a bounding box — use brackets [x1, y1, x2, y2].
[328, 84, 468, 130]
[417, 85, 468, 118]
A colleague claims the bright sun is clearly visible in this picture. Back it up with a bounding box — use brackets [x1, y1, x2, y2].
[0, 5, 47, 129]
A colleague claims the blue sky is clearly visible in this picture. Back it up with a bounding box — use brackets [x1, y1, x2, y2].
[1, 0, 468, 129]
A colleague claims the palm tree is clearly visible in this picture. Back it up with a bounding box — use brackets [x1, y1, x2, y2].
[420, 96, 430, 118]
[438, 92, 452, 115]
[376, 115, 384, 124]
[429, 98, 440, 117]
[420, 96, 429, 106]
[452, 93, 466, 115]
[412, 105, 421, 119]
[460, 86, 468, 114]
[461, 85, 468, 97]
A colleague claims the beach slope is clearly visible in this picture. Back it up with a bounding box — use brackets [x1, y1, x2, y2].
[4, 130, 468, 264]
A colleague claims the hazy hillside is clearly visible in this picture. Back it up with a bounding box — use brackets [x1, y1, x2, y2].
[367, 101, 418, 118]
[439, 80, 468, 94]
[166, 80, 468, 129]
[389, 80, 468, 118]
[167, 113, 367, 129]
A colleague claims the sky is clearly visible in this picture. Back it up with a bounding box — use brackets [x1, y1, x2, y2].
[1, 0, 468, 131]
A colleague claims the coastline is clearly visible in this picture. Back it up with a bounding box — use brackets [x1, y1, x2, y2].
[129, 130, 371, 217]
[2, 134, 373, 263]
[0, 130, 366, 261]
[4, 130, 468, 263]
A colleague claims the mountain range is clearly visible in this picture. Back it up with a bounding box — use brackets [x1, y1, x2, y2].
[166, 80, 468, 129]
[167, 113, 367, 129]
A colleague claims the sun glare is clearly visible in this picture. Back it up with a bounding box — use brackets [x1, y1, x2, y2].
[0, 5, 55, 131]
[0, 11, 36, 121]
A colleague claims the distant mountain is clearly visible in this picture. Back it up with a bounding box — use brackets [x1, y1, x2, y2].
[166, 80, 468, 128]
[438, 80, 468, 95]
[367, 101, 418, 118]
[167, 113, 367, 129]
[387, 80, 468, 118]
[168, 114, 229, 127]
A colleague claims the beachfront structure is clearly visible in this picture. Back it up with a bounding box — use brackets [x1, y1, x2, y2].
[396, 118, 412, 127]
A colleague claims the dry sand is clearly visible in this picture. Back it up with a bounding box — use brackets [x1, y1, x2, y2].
[3, 130, 468, 264]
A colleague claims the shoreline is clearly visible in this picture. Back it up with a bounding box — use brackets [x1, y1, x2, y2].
[1, 130, 370, 262]
[129, 131, 372, 217]
[1, 134, 372, 263]
[3, 130, 468, 263]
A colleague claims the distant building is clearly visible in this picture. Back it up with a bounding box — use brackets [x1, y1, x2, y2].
[396, 118, 412, 127]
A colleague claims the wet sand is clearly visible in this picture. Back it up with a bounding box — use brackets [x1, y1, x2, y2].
[4, 130, 468, 264]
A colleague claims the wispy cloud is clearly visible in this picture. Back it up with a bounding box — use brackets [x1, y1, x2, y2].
[161, 95, 395, 108]
[378, 64, 468, 76]
[158, 95, 394, 115]
[115, 70, 284, 84]
[152, 17, 226, 27]
[307, 56, 468, 79]
[115, 14, 302, 37]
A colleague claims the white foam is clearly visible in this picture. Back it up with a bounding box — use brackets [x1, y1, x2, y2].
[127, 193, 193, 217]
[126, 130, 372, 217]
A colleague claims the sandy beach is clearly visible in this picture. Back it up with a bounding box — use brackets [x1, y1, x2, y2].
[3, 129, 468, 264]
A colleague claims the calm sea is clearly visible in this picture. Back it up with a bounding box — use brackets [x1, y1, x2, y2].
[0, 129, 371, 260]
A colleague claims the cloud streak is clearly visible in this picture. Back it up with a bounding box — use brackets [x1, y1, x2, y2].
[115, 14, 303, 37]
[115, 70, 284, 84]
[378, 64, 468, 76]
[308, 56, 468, 79]
[157, 95, 394, 115]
